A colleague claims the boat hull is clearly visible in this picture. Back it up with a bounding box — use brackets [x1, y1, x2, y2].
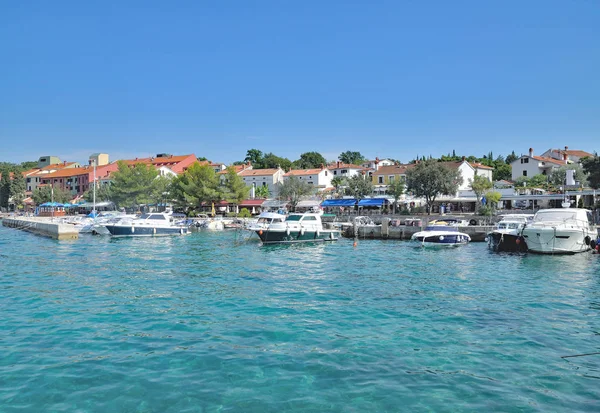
[411, 234, 469, 246]
[105, 225, 189, 237]
[488, 232, 527, 252]
[522, 227, 593, 254]
[256, 229, 341, 244]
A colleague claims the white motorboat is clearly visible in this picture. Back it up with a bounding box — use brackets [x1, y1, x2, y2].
[247, 211, 287, 232]
[254, 212, 340, 244]
[411, 225, 471, 246]
[521, 208, 596, 254]
[487, 214, 533, 252]
[104, 212, 190, 237]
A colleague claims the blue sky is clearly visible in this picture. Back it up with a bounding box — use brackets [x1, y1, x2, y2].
[1, 0, 598, 165]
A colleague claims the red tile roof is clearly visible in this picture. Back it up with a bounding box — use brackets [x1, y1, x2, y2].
[217, 164, 251, 174]
[327, 162, 365, 170]
[239, 168, 280, 177]
[372, 164, 413, 176]
[42, 167, 92, 179]
[284, 168, 327, 177]
[469, 162, 494, 170]
[532, 156, 566, 166]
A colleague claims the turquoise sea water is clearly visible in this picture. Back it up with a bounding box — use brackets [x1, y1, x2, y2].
[1, 226, 599, 412]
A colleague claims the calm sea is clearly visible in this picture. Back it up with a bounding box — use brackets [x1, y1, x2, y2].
[1, 225, 599, 412]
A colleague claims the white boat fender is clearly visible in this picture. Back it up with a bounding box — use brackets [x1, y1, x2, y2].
[286, 227, 290, 236]
[300, 227, 305, 236]
[439, 235, 444, 241]
[131, 226, 135, 233]
[329, 232, 334, 240]
[180, 228, 184, 235]
[316, 230, 320, 237]
[153, 227, 156, 235]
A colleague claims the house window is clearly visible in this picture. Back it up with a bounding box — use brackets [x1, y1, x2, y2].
[308, 181, 314, 185]
[389, 176, 394, 183]
[262, 182, 267, 187]
[523, 171, 528, 177]
[334, 171, 337, 175]
[524, 158, 529, 164]
[325, 171, 328, 176]
[341, 169, 348, 174]
[378, 176, 384, 184]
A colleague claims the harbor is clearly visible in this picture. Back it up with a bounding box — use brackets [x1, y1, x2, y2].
[1, 224, 599, 411]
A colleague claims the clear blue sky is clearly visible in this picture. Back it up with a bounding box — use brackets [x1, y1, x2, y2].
[1, 0, 598, 165]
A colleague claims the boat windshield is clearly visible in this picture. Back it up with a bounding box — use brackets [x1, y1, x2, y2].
[498, 223, 520, 229]
[286, 215, 303, 222]
[534, 211, 577, 222]
[425, 226, 458, 232]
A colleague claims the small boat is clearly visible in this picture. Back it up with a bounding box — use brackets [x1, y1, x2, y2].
[104, 212, 190, 237]
[254, 212, 340, 244]
[521, 208, 596, 254]
[411, 225, 471, 246]
[487, 214, 533, 252]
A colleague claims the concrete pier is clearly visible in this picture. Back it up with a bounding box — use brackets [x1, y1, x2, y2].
[343, 224, 494, 242]
[2, 217, 79, 240]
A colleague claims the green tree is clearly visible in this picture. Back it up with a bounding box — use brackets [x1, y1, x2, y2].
[528, 174, 550, 189]
[505, 151, 519, 164]
[262, 153, 292, 171]
[345, 174, 374, 199]
[582, 153, 600, 189]
[406, 160, 463, 215]
[222, 166, 250, 206]
[0, 170, 10, 208]
[110, 161, 159, 209]
[152, 176, 173, 211]
[331, 176, 346, 196]
[244, 149, 264, 168]
[387, 178, 405, 214]
[493, 163, 511, 181]
[338, 151, 365, 165]
[255, 184, 270, 199]
[9, 173, 26, 209]
[485, 191, 502, 212]
[32, 185, 72, 205]
[293, 152, 327, 169]
[84, 183, 113, 202]
[549, 164, 588, 188]
[469, 174, 492, 207]
[278, 175, 314, 211]
[170, 162, 222, 212]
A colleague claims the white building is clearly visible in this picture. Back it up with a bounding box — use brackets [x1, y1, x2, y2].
[469, 162, 494, 182]
[361, 157, 395, 171]
[283, 167, 333, 191]
[510, 148, 566, 181]
[540, 146, 594, 163]
[327, 161, 366, 179]
[239, 168, 285, 197]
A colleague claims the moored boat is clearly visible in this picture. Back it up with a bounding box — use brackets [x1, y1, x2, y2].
[411, 225, 471, 246]
[487, 214, 533, 252]
[104, 212, 190, 237]
[521, 208, 596, 254]
[255, 212, 340, 244]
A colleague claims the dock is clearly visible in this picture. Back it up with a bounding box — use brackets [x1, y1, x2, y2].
[342, 222, 494, 242]
[2, 217, 79, 240]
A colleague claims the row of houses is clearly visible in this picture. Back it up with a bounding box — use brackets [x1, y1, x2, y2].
[9, 145, 595, 207]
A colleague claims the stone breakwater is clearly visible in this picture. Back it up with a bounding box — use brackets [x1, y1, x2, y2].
[343, 222, 494, 242]
[2, 217, 78, 240]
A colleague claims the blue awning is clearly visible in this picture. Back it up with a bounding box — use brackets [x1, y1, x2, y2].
[321, 199, 357, 207]
[358, 198, 388, 207]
